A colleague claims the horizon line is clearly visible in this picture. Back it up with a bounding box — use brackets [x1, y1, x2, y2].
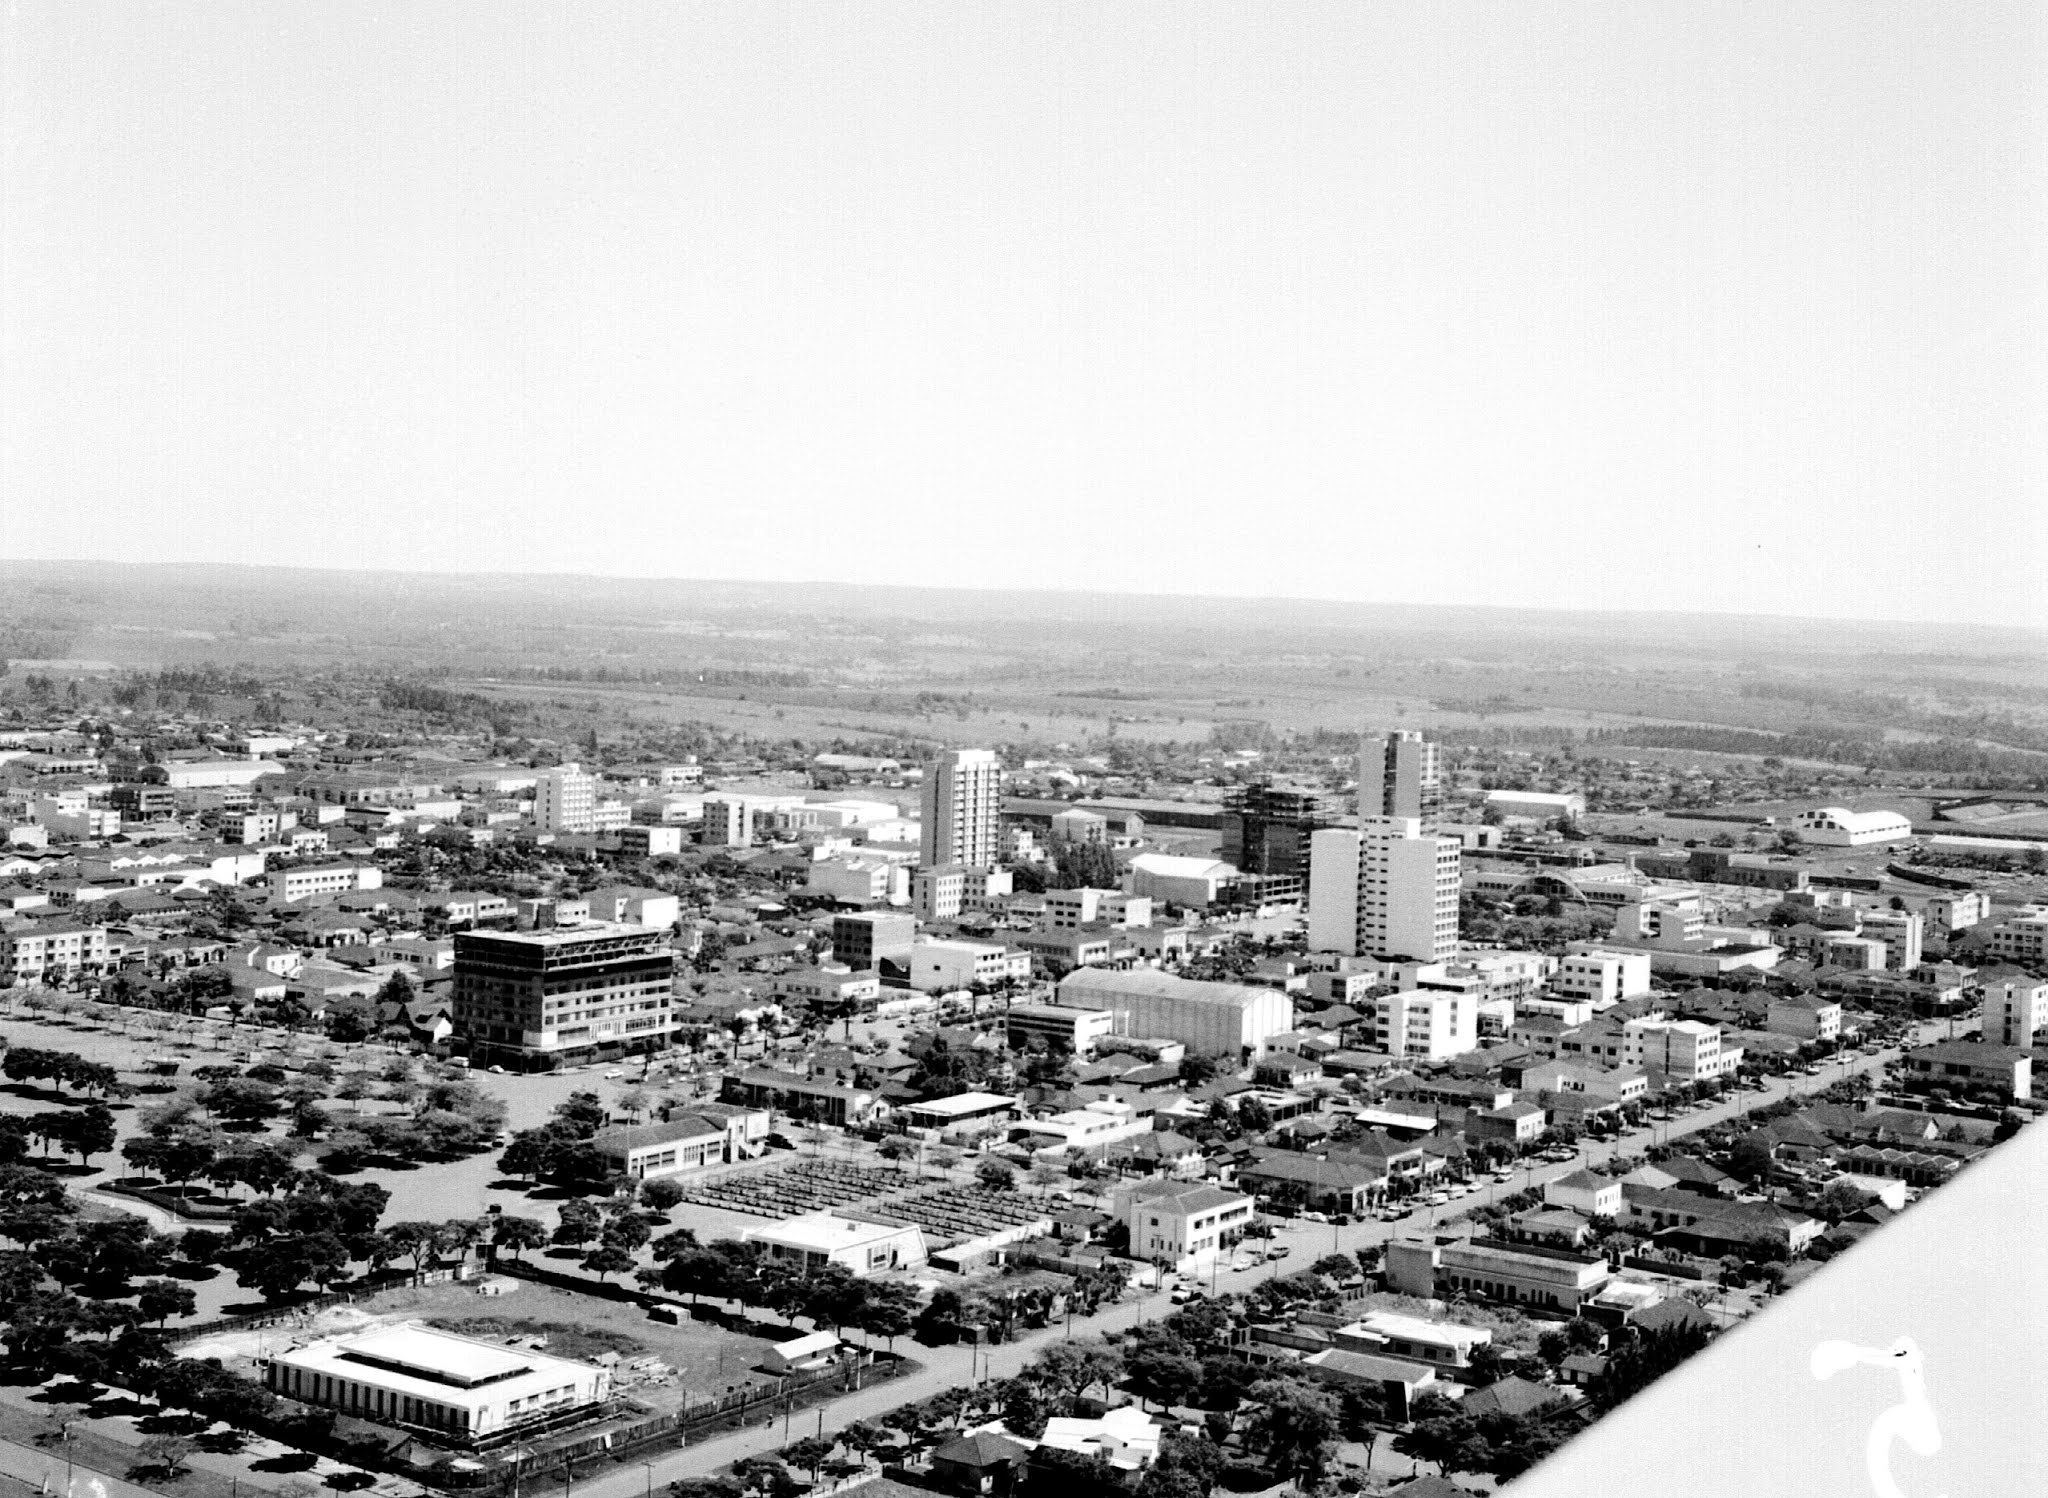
[2, 554, 2043, 640]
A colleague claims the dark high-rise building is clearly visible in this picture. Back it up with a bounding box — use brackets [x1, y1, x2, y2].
[453, 923, 675, 1069]
[1221, 781, 1341, 902]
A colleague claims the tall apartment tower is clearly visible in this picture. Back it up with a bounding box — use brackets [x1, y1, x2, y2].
[533, 763, 598, 833]
[1364, 730, 1442, 825]
[1306, 816, 1461, 962]
[919, 749, 1003, 869]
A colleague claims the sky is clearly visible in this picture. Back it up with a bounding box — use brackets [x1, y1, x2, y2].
[2, 3, 2042, 627]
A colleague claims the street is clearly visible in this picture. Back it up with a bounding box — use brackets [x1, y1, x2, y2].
[563, 1019, 1966, 1495]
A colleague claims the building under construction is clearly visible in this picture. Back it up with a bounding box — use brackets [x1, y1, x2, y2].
[1220, 781, 1342, 903]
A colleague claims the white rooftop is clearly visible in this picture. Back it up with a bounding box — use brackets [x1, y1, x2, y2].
[1355, 1311, 1493, 1349]
[906, 1090, 1018, 1117]
[1039, 1406, 1162, 1470]
[743, 1211, 916, 1254]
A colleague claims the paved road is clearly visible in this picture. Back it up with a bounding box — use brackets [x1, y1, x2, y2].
[570, 1023, 1967, 1495]
[0, 1434, 160, 1498]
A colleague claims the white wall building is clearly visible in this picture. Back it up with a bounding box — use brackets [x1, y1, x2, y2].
[1554, 949, 1653, 1006]
[910, 936, 1029, 992]
[1057, 967, 1294, 1057]
[1787, 807, 1914, 846]
[919, 749, 1002, 869]
[743, 1212, 927, 1276]
[265, 1323, 610, 1441]
[1307, 817, 1461, 962]
[532, 764, 598, 834]
[1371, 987, 1478, 1061]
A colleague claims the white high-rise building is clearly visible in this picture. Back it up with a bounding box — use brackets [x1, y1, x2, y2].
[919, 749, 1002, 869]
[1307, 816, 1461, 962]
[1364, 731, 1442, 825]
[532, 764, 597, 833]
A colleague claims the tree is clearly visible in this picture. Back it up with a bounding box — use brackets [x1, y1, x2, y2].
[1726, 1135, 1774, 1185]
[492, 1216, 548, 1259]
[582, 1244, 636, 1283]
[856, 1280, 919, 1349]
[382, 1221, 444, 1274]
[1126, 1346, 1203, 1412]
[59, 1104, 117, 1167]
[1243, 1376, 1340, 1484]
[136, 1279, 198, 1327]
[1031, 1339, 1125, 1403]
[640, 1177, 688, 1214]
[552, 1197, 602, 1247]
[1001, 1382, 1049, 1439]
[1588, 1321, 1716, 1412]
[660, 1247, 736, 1306]
[139, 1434, 196, 1479]
[975, 1158, 1016, 1192]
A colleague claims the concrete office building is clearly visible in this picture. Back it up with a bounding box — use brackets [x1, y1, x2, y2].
[532, 764, 598, 834]
[920, 749, 1003, 869]
[1057, 967, 1294, 1057]
[1554, 949, 1653, 1006]
[453, 923, 675, 1068]
[1307, 817, 1461, 963]
[1371, 987, 1478, 1061]
[832, 911, 917, 975]
[1005, 1002, 1120, 1057]
[265, 1323, 610, 1442]
[1980, 967, 2048, 1050]
[1364, 731, 1442, 824]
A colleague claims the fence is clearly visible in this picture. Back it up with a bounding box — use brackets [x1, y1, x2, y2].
[168, 1264, 482, 1345]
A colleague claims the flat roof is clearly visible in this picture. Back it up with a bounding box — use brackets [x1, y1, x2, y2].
[905, 1090, 1018, 1117]
[1354, 1311, 1492, 1347]
[744, 1212, 919, 1253]
[273, 1323, 600, 1405]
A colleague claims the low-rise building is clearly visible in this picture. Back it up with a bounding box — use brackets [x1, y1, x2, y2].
[1767, 993, 1842, 1043]
[742, 1212, 927, 1275]
[911, 937, 1030, 992]
[591, 1106, 770, 1179]
[1786, 806, 1913, 846]
[270, 863, 383, 902]
[1543, 1169, 1624, 1218]
[1124, 1180, 1255, 1265]
[264, 1322, 610, 1442]
[899, 1091, 1018, 1139]
[1005, 1002, 1120, 1057]
[1901, 1040, 2032, 1099]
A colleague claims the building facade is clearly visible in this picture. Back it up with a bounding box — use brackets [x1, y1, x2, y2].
[1364, 731, 1441, 824]
[920, 749, 1003, 869]
[1307, 817, 1461, 962]
[452, 923, 676, 1067]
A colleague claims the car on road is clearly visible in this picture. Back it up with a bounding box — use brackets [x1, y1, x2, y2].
[1300, 1210, 1330, 1224]
[603, 1068, 625, 1079]
[1170, 1286, 1202, 1304]
[488, 1064, 506, 1073]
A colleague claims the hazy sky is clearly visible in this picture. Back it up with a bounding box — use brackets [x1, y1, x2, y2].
[3, 4, 2042, 626]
